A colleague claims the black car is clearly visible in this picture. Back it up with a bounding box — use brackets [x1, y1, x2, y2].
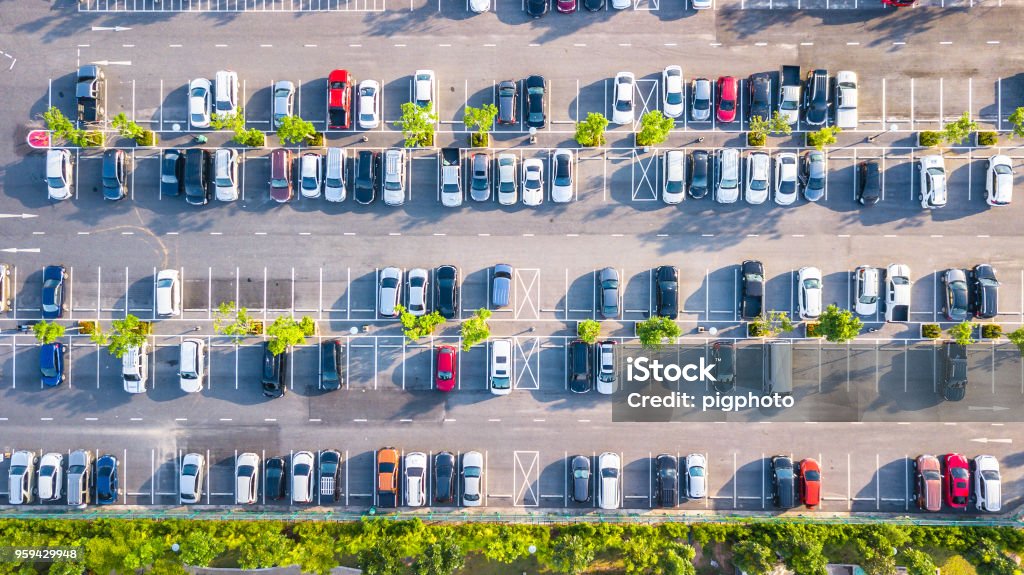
[583, 0, 604, 10]
[655, 265, 679, 319]
[161, 149, 184, 197]
[497, 80, 518, 125]
[748, 73, 772, 121]
[740, 260, 765, 320]
[102, 149, 128, 200]
[354, 150, 379, 205]
[710, 340, 735, 392]
[95, 454, 119, 505]
[656, 454, 678, 508]
[265, 457, 288, 500]
[940, 342, 968, 402]
[41, 265, 66, 319]
[970, 264, 999, 319]
[771, 455, 796, 509]
[434, 452, 456, 503]
[435, 265, 460, 319]
[525, 75, 546, 129]
[802, 69, 829, 127]
[319, 450, 342, 501]
[76, 64, 105, 123]
[183, 148, 210, 206]
[570, 455, 591, 503]
[261, 341, 287, 398]
[568, 339, 592, 393]
[526, 0, 549, 17]
[857, 160, 881, 206]
[320, 339, 344, 391]
[688, 150, 710, 199]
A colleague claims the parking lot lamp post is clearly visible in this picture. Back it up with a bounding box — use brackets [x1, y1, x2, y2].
[529, 127, 537, 144]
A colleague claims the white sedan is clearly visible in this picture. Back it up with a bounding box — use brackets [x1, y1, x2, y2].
[497, 153, 517, 205]
[378, 267, 402, 317]
[406, 268, 428, 316]
[986, 154, 1013, 206]
[663, 150, 685, 204]
[662, 66, 684, 119]
[180, 452, 206, 504]
[299, 153, 323, 199]
[833, 70, 858, 130]
[522, 158, 544, 206]
[404, 452, 427, 507]
[469, 0, 490, 12]
[598, 451, 621, 510]
[551, 148, 574, 203]
[798, 266, 823, 320]
[291, 451, 315, 504]
[774, 152, 798, 206]
[611, 72, 635, 125]
[745, 151, 770, 205]
[358, 80, 380, 129]
[685, 453, 706, 499]
[38, 452, 64, 501]
[188, 78, 212, 129]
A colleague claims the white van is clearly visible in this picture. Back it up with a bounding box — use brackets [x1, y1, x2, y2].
[382, 149, 406, 206]
[46, 149, 74, 200]
[179, 338, 205, 393]
[324, 148, 346, 202]
[489, 339, 512, 395]
[214, 70, 239, 116]
[155, 269, 181, 316]
[122, 343, 149, 394]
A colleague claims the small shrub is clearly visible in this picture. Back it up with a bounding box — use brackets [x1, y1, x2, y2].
[747, 131, 766, 147]
[921, 324, 942, 339]
[977, 131, 998, 146]
[299, 316, 317, 337]
[80, 130, 105, 147]
[805, 322, 821, 338]
[470, 133, 488, 148]
[806, 126, 841, 150]
[307, 132, 324, 148]
[981, 324, 1002, 339]
[948, 320, 976, 346]
[577, 320, 601, 344]
[918, 131, 942, 147]
[78, 321, 96, 335]
[136, 129, 158, 147]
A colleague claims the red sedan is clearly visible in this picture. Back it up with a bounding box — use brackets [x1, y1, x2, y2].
[556, 0, 577, 12]
[944, 453, 969, 509]
[327, 69, 353, 130]
[881, 0, 915, 6]
[716, 76, 737, 123]
[797, 458, 821, 508]
[435, 345, 458, 392]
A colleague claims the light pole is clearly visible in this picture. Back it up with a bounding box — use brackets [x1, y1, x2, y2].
[529, 127, 537, 144]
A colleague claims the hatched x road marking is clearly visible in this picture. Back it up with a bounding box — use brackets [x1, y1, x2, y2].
[513, 338, 542, 391]
[513, 451, 540, 507]
[631, 152, 659, 201]
[515, 269, 541, 319]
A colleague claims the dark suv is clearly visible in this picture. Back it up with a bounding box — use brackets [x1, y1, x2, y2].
[748, 73, 771, 121]
[803, 69, 829, 126]
[771, 455, 797, 509]
[710, 340, 736, 392]
[261, 341, 287, 398]
[183, 149, 210, 205]
[655, 454, 678, 508]
[688, 150, 710, 199]
[655, 265, 679, 319]
[970, 264, 999, 319]
[567, 339, 592, 393]
[354, 150, 379, 205]
[497, 80, 518, 125]
[320, 340, 344, 391]
[940, 342, 967, 401]
[435, 265, 459, 319]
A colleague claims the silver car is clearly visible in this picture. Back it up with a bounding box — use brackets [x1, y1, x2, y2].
[378, 267, 402, 317]
[690, 78, 712, 121]
[745, 151, 770, 205]
[272, 80, 295, 129]
[235, 452, 260, 505]
[405, 452, 427, 507]
[801, 150, 826, 202]
[715, 149, 740, 204]
[188, 78, 213, 128]
[180, 452, 206, 504]
[38, 452, 64, 501]
[497, 153, 517, 205]
[599, 267, 619, 318]
[598, 452, 621, 510]
[685, 453, 706, 499]
[299, 152, 323, 199]
[462, 451, 484, 507]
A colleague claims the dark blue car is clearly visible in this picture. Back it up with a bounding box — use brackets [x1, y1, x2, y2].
[39, 342, 65, 387]
[96, 454, 119, 505]
[41, 265, 66, 319]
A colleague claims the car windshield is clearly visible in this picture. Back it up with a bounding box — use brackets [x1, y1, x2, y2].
[321, 462, 337, 475]
[271, 177, 288, 188]
[745, 273, 763, 283]
[238, 465, 254, 477]
[615, 97, 631, 112]
[688, 466, 705, 477]
[859, 293, 877, 304]
[10, 465, 25, 475]
[721, 177, 737, 188]
[41, 364, 58, 378]
[803, 278, 821, 290]
[694, 95, 710, 111]
[926, 167, 945, 177]
[781, 99, 798, 111]
[438, 369, 452, 380]
[69, 465, 85, 474]
[750, 177, 767, 191]
[492, 377, 510, 389]
[951, 467, 968, 479]
[979, 277, 999, 287]
[720, 98, 735, 112]
[981, 470, 999, 481]
[808, 177, 824, 189]
[995, 164, 1012, 175]
[666, 90, 683, 106]
[294, 464, 310, 476]
[779, 181, 795, 195]
[464, 467, 481, 478]
[602, 467, 619, 478]
[382, 278, 398, 289]
[666, 179, 683, 194]
[304, 176, 321, 190]
[183, 464, 199, 476]
[573, 469, 590, 479]
[804, 470, 820, 481]
[40, 465, 55, 477]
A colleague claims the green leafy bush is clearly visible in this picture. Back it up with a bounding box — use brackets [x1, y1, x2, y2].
[577, 319, 601, 344]
[948, 321, 975, 346]
[574, 112, 609, 147]
[33, 320, 65, 344]
[635, 110, 674, 147]
[805, 322, 821, 338]
[921, 324, 942, 339]
[981, 324, 1002, 339]
[807, 126, 841, 150]
[918, 131, 942, 147]
[637, 316, 681, 350]
[460, 309, 492, 351]
[977, 131, 998, 146]
[747, 131, 766, 147]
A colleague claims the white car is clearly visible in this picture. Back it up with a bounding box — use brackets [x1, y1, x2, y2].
[38, 452, 64, 501]
[685, 453, 706, 499]
[407, 268, 428, 317]
[691, 0, 711, 8]
[974, 455, 1002, 512]
[497, 153, 517, 205]
[715, 149, 740, 204]
[986, 154, 1013, 206]
[662, 66, 684, 119]
[597, 452, 621, 510]
[46, 149, 74, 201]
[179, 338, 205, 393]
[551, 148, 574, 203]
[522, 158, 544, 206]
[833, 71, 858, 130]
[155, 269, 181, 317]
[413, 70, 435, 108]
[663, 150, 685, 204]
[611, 72, 635, 125]
[595, 341, 616, 395]
[8, 451, 37, 504]
[358, 80, 381, 129]
[470, 0, 490, 11]
[214, 70, 239, 118]
[272, 80, 295, 129]
[180, 452, 206, 504]
[774, 152, 798, 206]
[462, 451, 484, 507]
[299, 152, 323, 199]
[235, 452, 260, 505]
[188, 78, 213, 128]
[213, 148, 239, 202]
[611, 0, 630, 8]
[798, 266, 823, 320]
[378, 267, 402, 317]
[918, 155, 947, 209]
[291, 451, 315, 504]
[853, 265, 880, 317]
[745, 151, 770, 205]
[404, 452, 427, 507]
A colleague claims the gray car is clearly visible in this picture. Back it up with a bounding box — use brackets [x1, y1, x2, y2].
[492, 264, 512, 308]
[471, 152, 490, 202]
[801, 150, 826, 202]
[599, 267, 619, 318]
[272, 80, 295, 129]
[690, 78, 712, 121]
[570, 455, 591, 503]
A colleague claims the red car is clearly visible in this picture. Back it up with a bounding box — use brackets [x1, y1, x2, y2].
[881, 0, 915, 6]
[944, 453, 969, 509]
[435, 345, 457, 392]
[556, 0, 576, 12]
[716, 76, 738, 123]
[327, 69, 353, 130]
[797, 458, 821, 508]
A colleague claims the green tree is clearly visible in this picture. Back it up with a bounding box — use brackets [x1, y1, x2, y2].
[749, 311, 794, 338]
[42, 106, 78, 141]
[46, 562, 84, 575]
[817, 304, 863, 343]
[748, 110, 793, 146]
[107, 314, 150, 358]
[577, 319, 601, 344]
[214, 301, 256, 341]
[948, 321, 975, 346]
[863, 553, 898, 575]
[291, 523, 340, 575]
[732, 541, 776, 575]
[111, 112, 145, 140]
[412, 541, 465, 575]
[398, 101, 438, 148]
[396, 305, 446, 341]
[235, 127, 266, 147]
[1009, 107, 1024, 139]
[550, 534, 595, 575]
[237, 530, 291, 569]
[178, 528, 226, 567]
[460, 308, 492, 351]
[266, 315, 311, 355]
[941, 111, 979, 146]
[636, 316, 682, 350]
[276, 114, 317, 145]
[33, 320, 65, 344]
[900, 549, 938, 575]
[464, 103, 499, 147]
[807, 126, 842, 150]
[211, 107, 246, 132]
[575, 112, 609, 147]
[635, 110, 674, 147]
[358, 541, 404, 575]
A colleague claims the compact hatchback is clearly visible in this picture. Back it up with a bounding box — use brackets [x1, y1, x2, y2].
[599, 267, 620, 319]
[853, 265, 880, 317]
[944, 453, 969, 509]
[685, 453, 706, 499]
[378, 267, 402, 317]
[662, 66, 684, 119]
[612, 72, 636, 125]
[797, 267, 823, 320]
[663, 150, 685, 204]
[690, 78, 712, 122]
[797, 458, 821, 508]
[272, 80, 295, 129]
[716, 76, 738, 123]
[213, 148, 239, 202]
[406, 268, 429, 316]
[745, 151, 770, 204]
[102, 149, 128, 201]
[570, 455, 591, 503]
[435, 345, 458, 392]
[919, 155, 947, 209]
[551, 149, 574, 203]
[300, 152, 323, 199]
[986, 154, 1013, 206]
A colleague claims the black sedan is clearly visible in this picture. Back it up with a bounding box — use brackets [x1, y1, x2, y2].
[740, 260, 764, 320]
[354, 150, 379, 205]
[771, 455, 796, 509]
[655, 265, 679, 319]
[265, 457, 288, 500]
[526, 0, 549, 17]
[570, 455, 591, 503]
[688, 150, 710, 199]
[525, 75, 546, 129]
[435, 265, 459, 319]
[96, 454, 119, 505]
[583, 0, 604, 9]
[656, 454, 678, 508]
[320, 340, 344, 391]
[857, 160, 881, 206]
[748, 73, 771, 121]
[434, 452, 456, 503]
[161, 149, 184, 197]
[971, 264, 999, 319]
[41, 265, 66, 319]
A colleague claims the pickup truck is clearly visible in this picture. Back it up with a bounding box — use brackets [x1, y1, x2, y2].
[440, 148, 463, 207]
[740, 260, 765, 320]
[76, 65, 105, 124]
[376, 447, 400, 508]
[778, 65, 801, 125]
[885, 264, 912, 322]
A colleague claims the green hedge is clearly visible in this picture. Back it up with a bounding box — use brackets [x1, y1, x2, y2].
[977, 131, 999, 146]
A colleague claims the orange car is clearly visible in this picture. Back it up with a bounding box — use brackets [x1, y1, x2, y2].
[377, 447, 400, 508]
[797, 458, 821, 508]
